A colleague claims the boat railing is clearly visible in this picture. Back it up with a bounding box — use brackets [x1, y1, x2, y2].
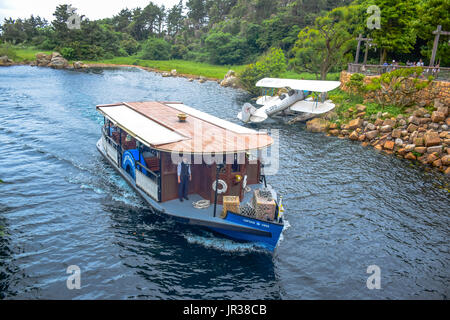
[101, 126, 119, 165]
[135, 161, 161, 202]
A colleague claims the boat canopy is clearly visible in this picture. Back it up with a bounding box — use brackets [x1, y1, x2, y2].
[97, 101, 273, 154]
[255, 78, 341, 93]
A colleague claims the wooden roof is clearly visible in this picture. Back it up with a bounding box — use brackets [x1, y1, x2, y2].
[97, 101, 273, 154]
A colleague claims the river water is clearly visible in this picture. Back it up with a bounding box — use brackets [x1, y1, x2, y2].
[0, 66, 448, 299]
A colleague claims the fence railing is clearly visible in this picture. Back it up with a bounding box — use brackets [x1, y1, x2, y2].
[347, 63, 450, 81]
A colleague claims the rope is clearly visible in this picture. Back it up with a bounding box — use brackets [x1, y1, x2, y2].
[192, 199, 210, 209]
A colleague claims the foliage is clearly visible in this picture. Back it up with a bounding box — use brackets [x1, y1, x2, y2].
[0, 42, 18, 60]
[347, 73, 366, 95]
[204, 31, 247, 65]
[139, 37, 171, 60]
[290, 5, 363, 80]
[238, 48, 287, 94]
[365, 67, 433, 107]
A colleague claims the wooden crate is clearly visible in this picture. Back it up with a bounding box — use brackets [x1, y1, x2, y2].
[252, 190, 276, 221]
[222, 196, 240, 215]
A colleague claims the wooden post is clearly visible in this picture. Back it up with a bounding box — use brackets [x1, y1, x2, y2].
[429, 25, 450, 66]
[355, 34, 362, 63]
[363, 41, 369, 65]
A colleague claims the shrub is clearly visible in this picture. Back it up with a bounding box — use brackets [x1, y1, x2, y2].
[60, 47, 75, 60]
[238, 48, 287, 94]
[0, 43, 18, 60]
[140, 37, 171, 60]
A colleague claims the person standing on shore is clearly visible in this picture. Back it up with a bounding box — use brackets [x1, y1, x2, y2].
[177, 157, 192, 201]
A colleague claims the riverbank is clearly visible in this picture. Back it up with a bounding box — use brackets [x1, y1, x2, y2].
[306, 90, 450, 177]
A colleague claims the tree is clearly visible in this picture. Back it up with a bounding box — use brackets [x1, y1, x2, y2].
[140, 37, 171, 60]
[290, 5, 362, 80]
[205, 31, 247, 64]
[365, 0, 419, 63]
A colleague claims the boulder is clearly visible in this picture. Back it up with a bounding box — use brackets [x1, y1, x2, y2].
[366, 123, 376, 131]
[383, 118, 396, 127]
[0, 55, 13, 65]
[170, 69, 177, 76]
[437, 106, 448, 117]
[413, 137, 424, 146]
[427, 145, 443, 155]
[407, 123, 418, 132]
[329, 123, 338, 130]
[349, 131, 359, 140]
[441, 155, 450, 166]
[220, 75, 239, 88]
[36, 52, 51, 66]
[162, 72, 171, 77]
[380, 125, 392, 132]
[47, 53, 69, 69]
[306, 118, 329, 133]
[405, 144, 415, 152]
[431, 111, 445, 123]
[408, 116, 421, 125]
[348, 118, 364, 130]
[405, 152, 416, 160]
[414, 146, 427, 154]
[365, 130, 379, 140]
[384, 140, 395, 150]
[73, 61, 88, 69]
[432, 159, 442, 167]
[424, 131, 441, 147]
[392, 129, 402, 138]
[329, 129, 340, 136]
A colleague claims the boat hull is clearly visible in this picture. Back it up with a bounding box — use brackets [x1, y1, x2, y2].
[209, 212, 284, 251]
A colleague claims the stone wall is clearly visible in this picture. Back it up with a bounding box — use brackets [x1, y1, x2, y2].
[340, 71, 450, 107]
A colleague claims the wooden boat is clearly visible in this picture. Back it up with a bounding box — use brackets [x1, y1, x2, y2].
[96, 101, 285, 251]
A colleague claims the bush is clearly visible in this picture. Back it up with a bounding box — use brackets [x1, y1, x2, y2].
[204, 31, 247, 65]
[171, 44, 187, 59]
[60, 47, 76, 60]
[0, 43, 18, 60]
[238, 48, 287, 94]
[140, 37, 171, 60]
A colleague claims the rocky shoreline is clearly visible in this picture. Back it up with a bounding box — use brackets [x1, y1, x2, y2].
[307, 100, 450, 176]
[1, 51, 241, 88]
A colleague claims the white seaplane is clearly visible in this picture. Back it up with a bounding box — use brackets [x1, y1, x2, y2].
[237, 78, 341, 123]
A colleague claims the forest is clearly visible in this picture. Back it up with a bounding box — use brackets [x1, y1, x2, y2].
[0, 0, 448, 80]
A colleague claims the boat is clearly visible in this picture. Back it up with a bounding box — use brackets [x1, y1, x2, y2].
[237, 77, 341, 123]
[96, 101, 285, 251]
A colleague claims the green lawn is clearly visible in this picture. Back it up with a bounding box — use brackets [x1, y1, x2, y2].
[9, 45, 341, 81]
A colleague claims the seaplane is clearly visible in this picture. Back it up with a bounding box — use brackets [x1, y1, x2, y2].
[237, 78, 341, 123]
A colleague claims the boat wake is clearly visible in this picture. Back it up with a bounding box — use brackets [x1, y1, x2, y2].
[183, 233, 268, 254]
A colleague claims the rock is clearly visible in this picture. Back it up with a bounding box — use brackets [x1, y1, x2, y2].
[375, 144, 383, 151]
[397, 148, 407, 155]
[73, 61, 88, 69]
[349, 131, 359, 140]
[395, 138, 403, 146]
[441, 155, 450, 166]
[220, 75, 239, 88]
[358, 134, 366, 141]
[162, 72, 171, 77]
[374, 118, 384, 126]
[382, 112, 389, 118]
[199, 76, 207, 83]
[170, 69, 177, 76]
[405, 144, 415, 152]
[439, 131, 448, 138]
[401, 130, 408, 137]
[441, 125, 448, 131]
[0, 55, 13, 65]
[36, 52, 52, 66]
[384, 140, 395, 150]
[365, 130, 379, 140]
[188, 78, 194, 82]
[437, 106, 448, 117]
[380, 125, 392, 132]
[427, 153, 439, 163]
[329, 129, 340, 136]
[414, 147, 427, 154]
[398, 119, 406, 126]
[392, 129, 402, 138]
[329, 123, 338, 130]
[413, 137, 424, 146]
[424, 131, 441, 147]
[413, 108, 426, 117]
[446, 117, 450, 126]
[432, 159, 442, 167]
[306, 118, 329, 133]
[419, 117, 431, 124]
[366, 123, 376, 131]
[356, 112, 366, 118]
[348, 118, 364, 130]
[445, 167, 450, 175]
[431, 111, 445, 123]
[427, 145, 443, 155]
[356, 104, 367, 112]
[407, 123, 418, 132]
[408, 116, 421, 125]
[47, 54, 69, 69]
[383, 119, 396, 127]
[405, 152, 416, 160]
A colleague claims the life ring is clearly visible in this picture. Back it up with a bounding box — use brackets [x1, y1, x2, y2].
[242, 175, 247, 189]
[212, 179, 227, 194]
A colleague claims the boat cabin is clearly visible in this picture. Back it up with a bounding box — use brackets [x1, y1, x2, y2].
[96, 101, 273, 205]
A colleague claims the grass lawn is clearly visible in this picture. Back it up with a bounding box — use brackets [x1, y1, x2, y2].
[9, 45, 341, 81]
